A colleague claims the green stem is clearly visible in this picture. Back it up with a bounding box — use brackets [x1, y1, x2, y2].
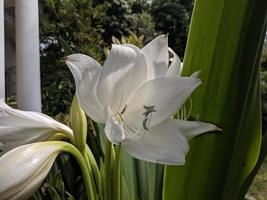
[62, 143, 95, 200]
[82, 149, 98, 199]
[113, 145, 121, 200]
[104, 140, 114, 200]
[86, 145, 103, 200]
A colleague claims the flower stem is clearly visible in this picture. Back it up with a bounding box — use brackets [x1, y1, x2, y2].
[104, 140, 114, 200]
[113, 145, 121, 200]
[82, 148, 98, 199]
[86, 145, 103, 200]
[61, 143, 95, 200]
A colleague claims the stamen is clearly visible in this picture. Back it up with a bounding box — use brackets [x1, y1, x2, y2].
[120, 104, 127, 115]
[143, 105, 156, 118]
[142, 105, 156, 130]
[143, 118, 149, 131]
[186, 97, 193, 120]
[116, 113, 124, 123]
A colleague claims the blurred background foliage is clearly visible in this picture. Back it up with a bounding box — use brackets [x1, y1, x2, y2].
[261, 35, 267, 133]
[38, 0, 267, 199]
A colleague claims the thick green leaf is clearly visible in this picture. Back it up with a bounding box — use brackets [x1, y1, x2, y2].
[163, 0, 267, 199]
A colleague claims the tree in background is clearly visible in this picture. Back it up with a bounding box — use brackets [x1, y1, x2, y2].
[94, 0, 155, 44]
[151, 0, 193, 57]
[40, 0, 106, 116]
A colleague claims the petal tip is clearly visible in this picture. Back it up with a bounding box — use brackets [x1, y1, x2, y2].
[215, 127, 223, 132]
[190, 71, 202, 79]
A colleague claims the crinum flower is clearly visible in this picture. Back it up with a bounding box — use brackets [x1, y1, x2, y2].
[66, 35, 220, 165]
[0, 141, 65, 200]
[0, 100, 74, 155]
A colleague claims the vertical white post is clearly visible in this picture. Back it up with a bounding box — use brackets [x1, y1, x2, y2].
[0, 0, 5, 101]
[15, 0, 41, 111]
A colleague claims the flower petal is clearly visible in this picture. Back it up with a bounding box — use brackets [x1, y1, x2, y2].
[97, 45, 147, 113]
[122, 119, 189, 165]
[104, 106, 125, 144]
[66, 54, 104, 122]
[167, 48, 181, 77]
[0, 142, 62, 200]
[0, 101, 73, 154]
[141, 35, 169, 79]
[124, 77, 201, 131]
[174, 120, 221, 140]
[190, 71, 201, 79]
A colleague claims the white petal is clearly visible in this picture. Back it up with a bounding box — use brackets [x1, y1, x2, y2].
[142, 35, 169, 79]
[124, 77, 201, 131]
[0, 101, 73, 154]
[0, 142, 62, 200]
[104, 106, 125, 144]
[174, 119, 221, 140]
[167, 48, 181, 77]
[97, 45, 147, 113]
[66, 54, 104, 122]
[122, 119, 189, 165]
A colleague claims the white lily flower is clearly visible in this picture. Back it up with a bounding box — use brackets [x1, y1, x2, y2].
[126, 35, 182, 79]
[0, 141, 63, 200]
[0, 100, 73, 155]
[66, 35, 220, 165]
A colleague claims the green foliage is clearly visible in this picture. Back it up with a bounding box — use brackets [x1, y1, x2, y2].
[100, 0, 133, 41]
[151, 0, 193, 56]
[40, 0, 106, 116]
[30, 154, 87, 200]
[163, 0, 266, 199]
[129, 11, 156, 42]
[95, 0, 155, 44]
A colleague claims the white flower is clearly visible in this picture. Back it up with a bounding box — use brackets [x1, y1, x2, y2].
[66, 35, 220, 165]
[0, 141, 64, 200]
[0, 100, 73, 155]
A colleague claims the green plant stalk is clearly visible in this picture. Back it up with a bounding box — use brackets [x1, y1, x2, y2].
[113, 145, 121, 200]
[163, 0, 267, 199]
[86, 145, 103, 200]
[82, 149, 97, 199]
[104, 140, 113, 200]
[120, 152, 138, 200]
[61, 143, 95, 200]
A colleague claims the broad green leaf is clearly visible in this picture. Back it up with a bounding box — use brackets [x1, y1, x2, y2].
[163, 0, 267, 199]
